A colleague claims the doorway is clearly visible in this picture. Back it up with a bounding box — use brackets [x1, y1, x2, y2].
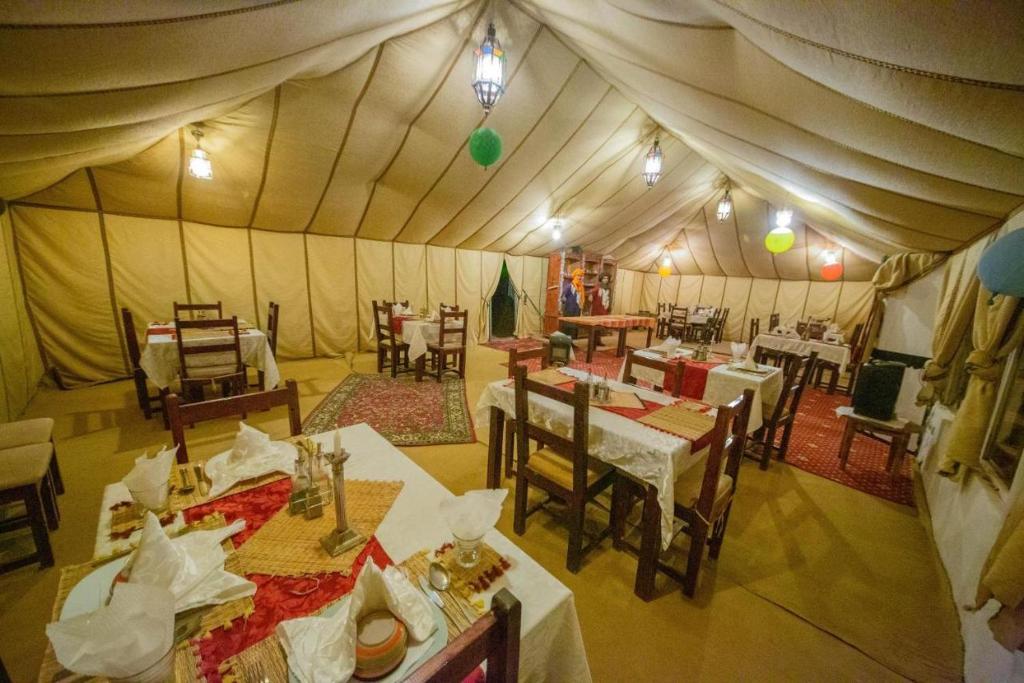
[490, 261, 517, 339]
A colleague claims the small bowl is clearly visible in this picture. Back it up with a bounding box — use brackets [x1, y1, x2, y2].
[354, 610, 407, 680]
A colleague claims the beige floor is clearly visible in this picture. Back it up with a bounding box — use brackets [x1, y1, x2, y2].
[0, 344, 963, 682]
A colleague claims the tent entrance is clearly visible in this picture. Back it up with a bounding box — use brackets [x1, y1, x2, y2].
[490, 262, 517, 339]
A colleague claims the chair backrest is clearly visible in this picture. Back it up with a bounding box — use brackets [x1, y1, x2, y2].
[373, 300, 398, 344]
[265, 301, 280, 355]
[121, 307, 142, 369]
[849, 322, 866, 360]
[507, 344, 550, 379]
[439, 303, 460, 314]
[165, 379, 302, 464]
[716, 308, 730, 336]
[512, 365, 590, 489]
[807, 320, 827, 340]
[768, 351, 819, 425]
[669, 305, 688, 325]
[173, 301, 222, 320]
[174, 316, 244, 380]
[440, 309, 468, 347]
[748, 317, 760, 345]
[693, 388, 753, 520]
[405, 588, 521, 683]
[622, 348, 682, 397]
[383, 299, 410, 310]
[769, 312, 780, 329]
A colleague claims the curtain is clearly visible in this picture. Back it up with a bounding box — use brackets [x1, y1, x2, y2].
[974, 487, 1024, 652]
[872, 252, 948, 293]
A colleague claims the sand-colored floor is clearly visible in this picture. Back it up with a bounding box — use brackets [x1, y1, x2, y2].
[0, 345, 962, 682]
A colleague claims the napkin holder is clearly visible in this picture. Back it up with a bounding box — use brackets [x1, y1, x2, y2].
[694, 344, 710, 361]
[321, 447, 365, 556]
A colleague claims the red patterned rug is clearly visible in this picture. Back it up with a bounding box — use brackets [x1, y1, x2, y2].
[784, 387, 915, 507]
[302, 374, 475, 446]
[481, 336, 547, 352]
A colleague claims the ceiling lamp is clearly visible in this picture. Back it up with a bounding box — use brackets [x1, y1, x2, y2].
[658, 252, 672, 277]
[550, 218, 563, 241]
[642, 137, 663, 188]
[821, 249, 843, 281]
[188, 129, 213, 181]
[472, 23, 506, 114]
[775, 206, 793, 229]
[716, 187, 733, 222]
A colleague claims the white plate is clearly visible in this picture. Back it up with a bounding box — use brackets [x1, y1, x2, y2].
[287, 595, 448, 683]
[60, 556, 129, 621]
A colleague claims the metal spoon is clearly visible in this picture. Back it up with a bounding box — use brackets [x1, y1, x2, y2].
[428, 561, 451, 591]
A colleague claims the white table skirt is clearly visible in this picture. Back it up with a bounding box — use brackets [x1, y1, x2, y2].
[748, 333, 851, 373]
[403, 319, 465, 361]
[94, 423, 591, 683]
[477, 366, 707, 550]
[139, 325, 280, 390]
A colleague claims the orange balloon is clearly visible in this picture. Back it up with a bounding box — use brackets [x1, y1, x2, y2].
[821, 262, 843, 281]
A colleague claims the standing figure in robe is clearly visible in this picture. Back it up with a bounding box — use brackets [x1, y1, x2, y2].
[561, 268, 585, 316]
[590, 273, 612, 316]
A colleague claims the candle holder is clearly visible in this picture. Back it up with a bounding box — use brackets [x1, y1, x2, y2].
[320, 447, 365, 556]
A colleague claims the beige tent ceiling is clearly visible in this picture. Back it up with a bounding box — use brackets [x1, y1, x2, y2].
[2, 0, 1022, 267]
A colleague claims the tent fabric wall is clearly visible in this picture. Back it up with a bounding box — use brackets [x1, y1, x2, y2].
[0, 210, 43, 421]
[615, 269, 871, 341]
[8, 205, 547, 385]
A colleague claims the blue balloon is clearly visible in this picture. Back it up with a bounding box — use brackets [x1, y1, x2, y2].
[978, 229, 1024, 297]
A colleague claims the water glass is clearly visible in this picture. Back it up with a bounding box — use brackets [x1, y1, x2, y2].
[128, 482, 170, 514]
[453, 533, 484, 569]
[110, 645, 175, 683]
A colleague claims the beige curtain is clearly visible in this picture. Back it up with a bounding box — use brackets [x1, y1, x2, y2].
[975, 490, 1024, 651]
[872, 252, 948, 293]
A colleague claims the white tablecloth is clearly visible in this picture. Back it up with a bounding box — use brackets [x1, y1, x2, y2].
[94, 423, 591, 683]
[748, 333, 851, 373]
[402, 319, 464, 361]
[477, 367, 707, 550]
[139, 323, 280, 390]
[702, 364, 784, 432]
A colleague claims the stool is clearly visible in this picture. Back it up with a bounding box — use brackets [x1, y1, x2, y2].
[0, 418, 64, 495]
[0, 443, 59, 571]
[835, 406, 919, 479]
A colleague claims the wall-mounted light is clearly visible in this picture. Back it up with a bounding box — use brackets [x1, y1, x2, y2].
[472, 23, 506, 114]
[188, 129, 213, 180]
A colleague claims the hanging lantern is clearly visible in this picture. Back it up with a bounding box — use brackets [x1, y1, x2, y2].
[642, 137, 663, 188]
[472, 23, 506, 114]
[658, 253, 672, 277]
[765, 227, 795, 254]
[188, 129, 213, 180]
[775, 206, 793, 229]
[549, 218, 563, 241]
[978, 229, 1024, 297]
[820, 249, 843, 281]
[469, 127, 503, 168]
[716, 188, 732, 222]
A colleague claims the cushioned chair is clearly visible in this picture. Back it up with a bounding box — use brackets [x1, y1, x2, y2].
[174, 316, 248, 403]
[0, 442, 60, 572]
[373, 300, 411, 378]
[426, 309, 468, 381]
[405, 588, 521, 683]
[0, 417, 63, 495]
[622, 347, 682, 397]
[121, 307, 167, 421]
[503, 343, 551, 478]
[747, 351, 818, 470]
[512, 365, 615, 573]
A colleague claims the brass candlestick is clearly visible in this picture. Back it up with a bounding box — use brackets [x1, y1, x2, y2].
[320, 447, 365, 556]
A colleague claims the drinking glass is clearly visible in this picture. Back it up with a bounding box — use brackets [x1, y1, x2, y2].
[453, 533, 484, 568]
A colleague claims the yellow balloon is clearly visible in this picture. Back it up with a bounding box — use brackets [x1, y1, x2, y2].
[765, 227, 795, 254]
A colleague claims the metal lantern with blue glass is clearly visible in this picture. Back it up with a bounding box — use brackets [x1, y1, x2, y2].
[472, 23, 506, 114]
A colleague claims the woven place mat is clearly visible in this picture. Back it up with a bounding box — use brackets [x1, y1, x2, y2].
[179, 326, 253, 340]
[526, 367, 574, 386]
[38, 514, 252, 683]
[234, 480, 403, 576]
[638, 402, 717, 441]
[592, 390, 644, 410]
[169, 464, 288, 511]
[216, 550, 487, 683]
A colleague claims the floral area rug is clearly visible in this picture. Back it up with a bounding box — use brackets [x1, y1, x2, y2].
[784, 386, 915, 506]
[481, 336, 547, 352]
[302, 373, 475, 446]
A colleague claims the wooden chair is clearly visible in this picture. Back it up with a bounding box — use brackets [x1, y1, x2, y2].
[0, 442, 61, 572]
[122, 307, 166, 420]
[373, 300, 411, 378]
[173, 301, 222, 320]
[655, 302, 672, 338]
[748, 317, 760, 345]
[256, 301, 280, 391]
[754, 344, 786, 367]
[814, 322, 865, 395]
[714, 307, 730, 342]
[622, 348, 682, 397]
[747, 351, 818, 470]
[174, 316, 247, 403]
[503, 344, 551, 478]
[439, 303, 460, 314]
[611, 389, 754, 598]
[165, 379, 302, 464]
[427, 309, 469, 381]
[769, 312, 780, 330]
[512, 365, 616, 573]
[0, 417, 64, 495]
[405, 588, 521, 683]
[806, 320, 828, 340]
[666, 305, 689, 340]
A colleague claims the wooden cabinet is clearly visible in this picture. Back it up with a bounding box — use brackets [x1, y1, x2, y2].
[543, 249, 617, 334]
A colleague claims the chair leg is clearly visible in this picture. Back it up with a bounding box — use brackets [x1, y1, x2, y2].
[566, 496, 586, 573]
[40, 476, 60, 531]
[610, 477, 632, 551]
[513, 471, 528, 536]
[135, 372, 152, 419]
[49, 439, 64, 495]
[759, 428, 776, 470]
[777, 419, 796, 460]
[376, 347, 385, 374]
[708, 505, 732, 560]
[827, 367, 839, 395]
[683, 521, 708, 598]
[23, 484, 54, 568]
[458, 349, 466, 378]
[503, 420, 516, 478]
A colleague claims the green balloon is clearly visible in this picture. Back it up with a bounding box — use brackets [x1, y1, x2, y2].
[469, 127, 502, 168]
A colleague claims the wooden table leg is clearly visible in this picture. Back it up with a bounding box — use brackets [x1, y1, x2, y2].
[645, 326, 653, 348]
[889, 431, 908, 479]
[838, 416, 856, 469]
[616, 327, 627, 356]
[415, 355, 426, 382]
[586, 326, 596, 363]
[487, 406, 505, 489]
[634, 483, 661, 601]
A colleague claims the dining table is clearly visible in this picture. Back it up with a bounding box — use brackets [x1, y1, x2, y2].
[477, 366, 719, 600]
[557, 314, 656, 363]
[748, 333, 851, 373]
[398, 317, 465, 382]
[139, 320, 280, 390]
[64, 423, 591, 682]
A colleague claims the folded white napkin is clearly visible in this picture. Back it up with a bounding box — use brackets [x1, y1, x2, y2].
[737, 355, 759, 371]
[47, 583, 175, 679]
[440, 489, 507, 541]
[128, 512, 255, 613]
[204, 422, 296, 498]
[278, 560, 436, 683]
[729, 342, 748, 360]
[392, 303, 408, 315]
[652, 336, 681, 353]
[123, 447, 178, 510]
